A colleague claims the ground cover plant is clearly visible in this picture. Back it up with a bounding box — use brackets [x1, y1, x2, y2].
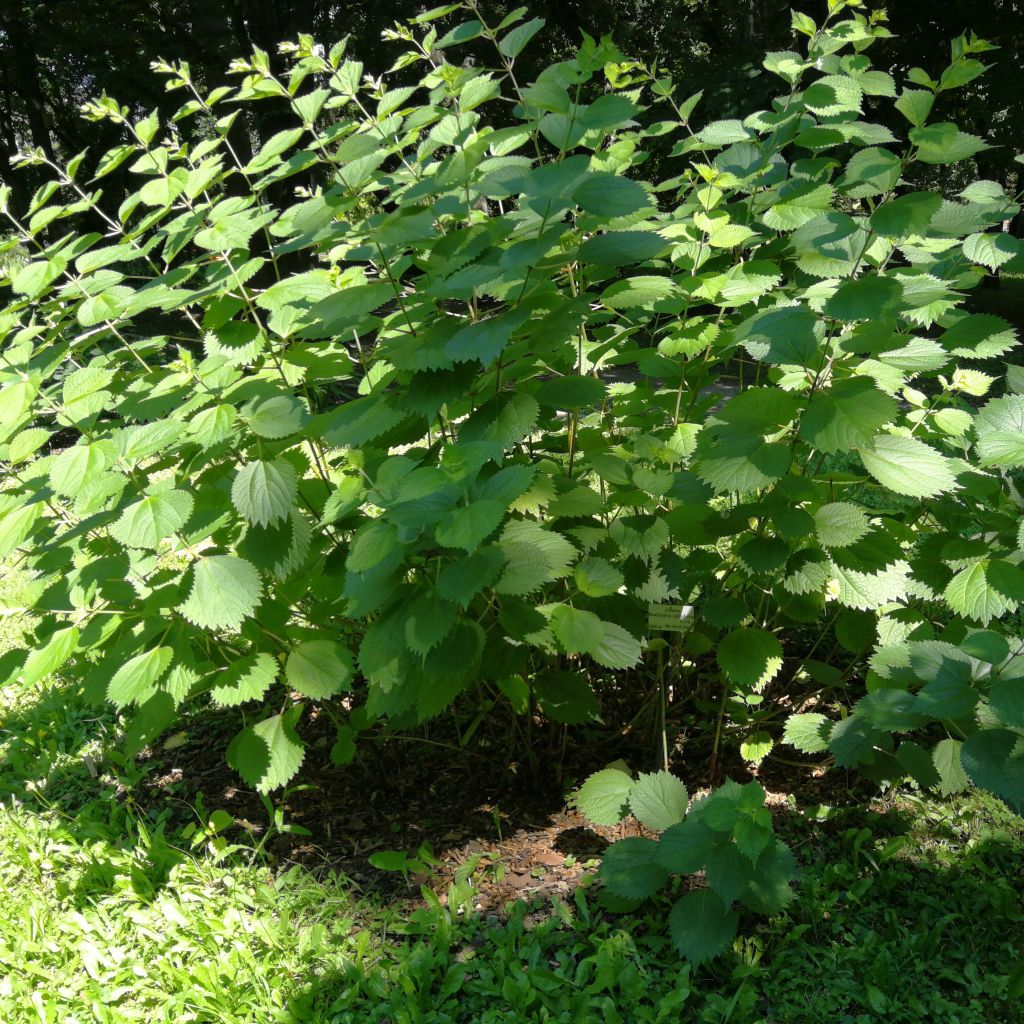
[2, 0, 1024, 971]
[1, 647, 1024, 1023]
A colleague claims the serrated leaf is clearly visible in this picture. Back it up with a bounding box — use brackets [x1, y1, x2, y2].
[932, 737, 968, 796]
[107, 646, 173, 708]
[857, 435, 956, 498]
[975, 396, 1024, 468]
[668, 890, 738, 964]
[598, 837, 669, 899]
[590, 622, 642, 669]
[577, 766, 634, 825]
[231, 459, 298, 528]
[246, 394, 308, 438]
[435, 499, 506, 552]
[573, 174, 651, 217]
[960, 729, 1024, 809]
[110, 491, 193, 549]
[782, 713, 831, 754]
[286, 639, 353, 698]
[227, 706, 305, 793]
[574, 557, 624, 598]
[734, 304, 818, 365]
[799, 379, 896, 454]
[717, 628, 783, 690]
[814, 502, 869, 549]
[601, 275, 678, 310]
[210, 652, 278, 707]
[178, 556, 262, 631]
[628, 771, 688, 830]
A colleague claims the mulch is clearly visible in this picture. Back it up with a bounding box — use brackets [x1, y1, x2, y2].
[133, 695, 874, 915]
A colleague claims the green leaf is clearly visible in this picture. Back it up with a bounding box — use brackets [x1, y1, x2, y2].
[404, 591, 458, 654]
[932, 738, 968, 796]
[286, 639, 353, 698]
[857, 435, 957, 498]
[870, 192, 942, 239]
[824, 276, 902, 322]
[232, 459, 298, 527]
[782, 713, 831, 754]
[975, 396, 1024, 468]
[590, 622, 642, 669]
[668, 890, 739, 964]
[579, 230, 668, 266]
[601, 275, 678, 310]
[435, 500, 506, 552]
[960, 729, 1024, 809]
[577, 765, 634, 825]
[178, 555, 262, 631]
[246, 394, 308, 438]
[989, 679, 1024, 731]
[227, 706, 305, 793]
[837, 147, 902, 199]
[496, 521, 576, 596]
[740, 730, 773, 765]
[211, 652, 278, 707]
[799, 379, 897, 454]
[436, 547, 506, 608]
[963, 232, 1022, 271]
[107, 646, 173, 708]
[717, 628, 783, 690]
[910, 123, 990, 165]
[894, 89, 934, 127]
[574, 557, 624, 598]
[945, 561, 1020, 626]
[573, 174, 651, 217]
[814, 502, 869, 549]
[110, 491, 193, 549]
[549, 605, 605, 656]
[734, 304, 818, 365]
[20, 626, 79, 687]
[802, 75, 862, 116]
[498, 16, 544, 58]
[599, 837, 669, 899]
[534, 670, 600, 724]
[628, 771, 688, 830]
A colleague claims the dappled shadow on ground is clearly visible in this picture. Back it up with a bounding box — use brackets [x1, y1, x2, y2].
[283, 807, 1024, 1024]
[4, 677, 1024, 1023]
[0, 662, 874, 907]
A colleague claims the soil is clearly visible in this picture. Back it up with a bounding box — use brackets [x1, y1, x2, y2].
[135, 694, 876, 914]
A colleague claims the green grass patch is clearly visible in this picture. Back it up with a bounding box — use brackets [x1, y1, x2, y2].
[1, 672, 1023, 1023]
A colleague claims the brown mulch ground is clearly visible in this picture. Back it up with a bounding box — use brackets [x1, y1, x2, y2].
[134, 695, 874, 914]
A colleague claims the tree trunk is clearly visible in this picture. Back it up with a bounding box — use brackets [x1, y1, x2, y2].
[0, 12, 55, 161]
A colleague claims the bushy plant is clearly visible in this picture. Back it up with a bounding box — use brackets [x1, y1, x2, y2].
[1, 0, 1023, 851]
[577, 764, 797, 961]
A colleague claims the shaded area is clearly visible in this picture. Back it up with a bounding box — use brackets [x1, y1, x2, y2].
[2, 669, 1022, 1023]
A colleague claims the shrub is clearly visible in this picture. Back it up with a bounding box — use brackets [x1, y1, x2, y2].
[577, 765, 797, 960]
[1, 0, 1023, 839]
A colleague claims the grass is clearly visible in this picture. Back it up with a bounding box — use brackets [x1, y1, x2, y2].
[2, 667, 1024, 1023]
[2, 574, 1024, 1022]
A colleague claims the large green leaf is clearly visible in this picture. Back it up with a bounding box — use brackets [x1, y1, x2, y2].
[857, 435, 957, 497]
[286, 639, 353, 698]
[227, 706, 306, 793]
[178, 555, 262, 631]
[231, 459, 298, 527]
[668, 890, 739, 964]
[577, 765, 634, 825]
[717, 628, 783, 690]
[628, 771, 688, 830]
[110, 491, 193, 549]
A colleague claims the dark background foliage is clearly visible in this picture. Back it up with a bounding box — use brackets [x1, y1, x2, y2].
[1, 0, 1021, 212]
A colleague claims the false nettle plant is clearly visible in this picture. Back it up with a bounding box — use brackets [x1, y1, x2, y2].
[577, 764, 796, 962]
[0, 0, 1023, 851]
